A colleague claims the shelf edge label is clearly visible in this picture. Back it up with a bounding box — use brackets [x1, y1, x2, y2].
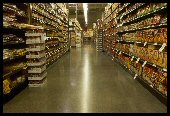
[142, 61, 147, 67]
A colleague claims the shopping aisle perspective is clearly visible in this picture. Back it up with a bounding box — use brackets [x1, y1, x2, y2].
[3, 44, 167, 113]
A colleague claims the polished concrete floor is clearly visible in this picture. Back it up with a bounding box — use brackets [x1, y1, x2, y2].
[3, 43, 167, 113]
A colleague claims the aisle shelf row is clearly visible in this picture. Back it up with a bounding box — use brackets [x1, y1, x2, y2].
[113, 48, 167, 72]
[121, 5, 167, 26]
[3, 67, 27, 80]
[116, 23, 167, 34]
[3, 54, 26, 63]
[55, 4, 68, 16]
[46, 50, 68, 69]
[31, 15, 60, 29]
[104, 3, 130, 20]
[31, 14, 66, 31]
[33, 5, 67, 23]
[116, 39, 167, 47]
[121, 3, 146, 19]
[113, 57, 167, 105]
[117, 3, 131, 15]
[3, 3, 30, 102]
[113, 56, 136, 76]
[32, 16, 57, 29]
[3, 79, 28, 103]
[3, 41, 25, 45]
[103, 3, 167, 105]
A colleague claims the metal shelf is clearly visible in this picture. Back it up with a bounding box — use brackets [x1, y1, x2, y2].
[113, 57, 167, 105]
[114, 48, 167, 72]
[3, 67, 25, 80]
[122, 5, 167, 26]
[117, 23, 167, 34]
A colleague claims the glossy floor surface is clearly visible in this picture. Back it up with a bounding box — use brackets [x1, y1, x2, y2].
[3, 44, 167, 113]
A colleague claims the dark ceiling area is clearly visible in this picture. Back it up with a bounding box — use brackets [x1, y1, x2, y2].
[66, 3, 107, 30]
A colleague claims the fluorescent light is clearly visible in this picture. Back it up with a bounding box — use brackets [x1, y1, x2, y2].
[83, 3, 88, 25]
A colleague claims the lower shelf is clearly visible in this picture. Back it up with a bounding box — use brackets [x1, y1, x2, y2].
[46, 50, 69, 69]
[3, 80, 28, 104]
[113, 57, 167, 106]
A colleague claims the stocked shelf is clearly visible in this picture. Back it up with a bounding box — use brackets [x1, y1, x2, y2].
[113, 57, 167, 105]
[26, 30, 47, 87]
[3, 54, 26, 62]
[121, 3, 146, 19]
[113, 48, 167, 72]
[3, 79, 28, 103]
[103, 3, 167, 104]
[122, 5, 167, 26]
[117, 23, 167, 34]
[3, 41, 25, 45]
[3, 66, 27, 80]
[3, 3, 30, 102]
[116, 40, 167, 47]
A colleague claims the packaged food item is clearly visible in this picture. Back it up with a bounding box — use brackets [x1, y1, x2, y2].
[163, 52, 167, 68]
[152, 14, 161, 25]
[157, 51, 163, 67]
[3, 79, 12, 94]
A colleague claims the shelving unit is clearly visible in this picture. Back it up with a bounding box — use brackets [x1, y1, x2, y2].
[69, 20, 76, 47]
[103, 3, 167, 105]
[69, 18, 82, 48]
[3, 3, 30, 103]
[25, 28, 47, 87]
[3, 3, 70, 102]
[30, 3, 69, 68]
[92, 23, 97, 45]
[96, 19, 103, 51]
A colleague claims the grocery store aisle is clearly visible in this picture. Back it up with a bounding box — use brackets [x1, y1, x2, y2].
[3, 44, 166, 113]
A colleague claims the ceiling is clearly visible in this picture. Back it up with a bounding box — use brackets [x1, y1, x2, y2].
[66, 3, 107, 30]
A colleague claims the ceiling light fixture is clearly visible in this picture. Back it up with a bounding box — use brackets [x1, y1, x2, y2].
[83, 3, 88, 25]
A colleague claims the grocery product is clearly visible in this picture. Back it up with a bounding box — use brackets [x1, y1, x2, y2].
[103, 3, 167, 97]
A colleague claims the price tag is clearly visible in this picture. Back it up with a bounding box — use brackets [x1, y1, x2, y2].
[159, 43, 166, 52]
[136, 58, 140, 63]
[163, 68, 167, 72]
[142, 61, 147, 67]
[134, 74, 137, 79]
[152, 64, 156, 67]
[153, 43, 157, 45]
[144, 42, 147, 46]
[131, 56, 134, 61]
[150, 85, 153, 88]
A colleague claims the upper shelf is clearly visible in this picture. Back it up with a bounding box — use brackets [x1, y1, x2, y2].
[122, 5, 167, 26]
